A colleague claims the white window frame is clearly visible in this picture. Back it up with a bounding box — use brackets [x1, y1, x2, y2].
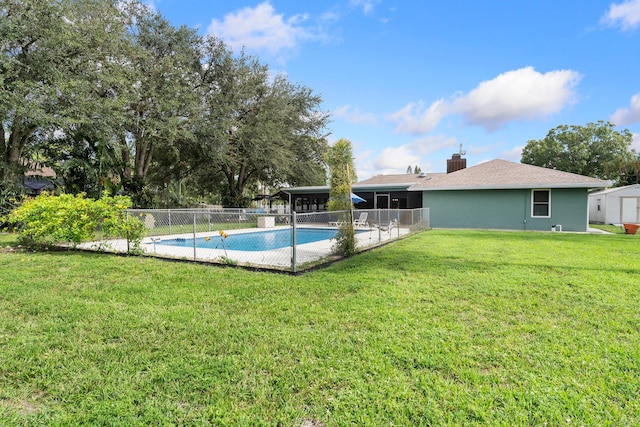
[531, 189, 551, 218]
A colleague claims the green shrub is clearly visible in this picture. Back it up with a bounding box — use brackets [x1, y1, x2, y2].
[0, 185, 24, 231]
[332, 214, 357, 257]
[8, 192, 144, 249]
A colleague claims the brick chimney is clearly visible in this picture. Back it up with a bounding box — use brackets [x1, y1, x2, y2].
[447, 153, 467, 173]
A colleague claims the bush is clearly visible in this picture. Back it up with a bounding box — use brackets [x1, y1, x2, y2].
[8, 192, 144, 249]
[0, 185, 24, 231]
[333, 220, 357, 257]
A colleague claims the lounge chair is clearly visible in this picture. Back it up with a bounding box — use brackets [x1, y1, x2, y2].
[329, 212, 368, 227]
[353, 212, 368, 227]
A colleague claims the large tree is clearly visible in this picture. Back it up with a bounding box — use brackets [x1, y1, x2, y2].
[0, 0, 131, 185]
[615, 152, 640, 185]
[187, 39, 329, 207]
[1, 0, 78, 182]
[2, 0, 330, 208]
[116, 6, 202, 206]
[521, 121, 633, 184]
[38, 0, 137, 198]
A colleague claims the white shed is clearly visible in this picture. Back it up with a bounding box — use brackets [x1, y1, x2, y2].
[589, 184, 640, 224]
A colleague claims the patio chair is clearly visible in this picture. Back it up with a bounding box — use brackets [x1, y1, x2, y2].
[353, 212, 368, 227]
[374, 218, 397, 232]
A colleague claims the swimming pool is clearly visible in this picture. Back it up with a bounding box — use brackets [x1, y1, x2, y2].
[156, 228, 358, 252]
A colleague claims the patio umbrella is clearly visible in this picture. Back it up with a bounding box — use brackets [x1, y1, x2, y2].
[351, 192, 366, 204]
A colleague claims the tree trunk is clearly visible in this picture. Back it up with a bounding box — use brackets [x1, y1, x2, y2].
[2, 122, 37, 181]
[121, 142, 132, 180]
[134, 136, 155, 179]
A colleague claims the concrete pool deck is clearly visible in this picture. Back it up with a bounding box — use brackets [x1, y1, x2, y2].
[80, 224, 411, 270]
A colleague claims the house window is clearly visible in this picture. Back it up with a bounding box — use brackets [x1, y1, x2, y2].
[532, 189, 551, 217]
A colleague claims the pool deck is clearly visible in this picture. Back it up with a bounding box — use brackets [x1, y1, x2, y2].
[80, 224, 411, 270]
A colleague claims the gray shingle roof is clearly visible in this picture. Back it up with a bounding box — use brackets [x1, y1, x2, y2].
[356, 173, 444, 185]
[409, 159, 610, 191]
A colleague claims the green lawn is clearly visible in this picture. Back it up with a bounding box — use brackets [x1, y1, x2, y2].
[1, 230, 638, 426]
[589, 223, 626, 234]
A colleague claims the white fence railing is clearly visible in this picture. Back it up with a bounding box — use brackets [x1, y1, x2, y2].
[90, 208, 429, 272]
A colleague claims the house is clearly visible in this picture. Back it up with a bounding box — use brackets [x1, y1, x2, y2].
[410, 159, 610, 232]
[20, 163, 57, 195]
[588, 184, 640, 224]
[277, 155, 609, 232]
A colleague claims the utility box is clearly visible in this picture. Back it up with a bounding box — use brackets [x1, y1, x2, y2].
[257, 216, 275, 228]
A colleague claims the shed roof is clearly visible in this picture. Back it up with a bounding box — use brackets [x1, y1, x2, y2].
[588, 183, 640, 196]
[409, 159, 610, 191]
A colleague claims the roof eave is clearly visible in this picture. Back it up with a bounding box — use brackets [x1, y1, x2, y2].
[416, 182, 610, 191]
[279, 186, 329, 193]
[352, 183, 413, 191]
[281, 183, 417, 193]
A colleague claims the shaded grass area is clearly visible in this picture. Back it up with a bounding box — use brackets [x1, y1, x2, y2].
[1, 230, 639, 425]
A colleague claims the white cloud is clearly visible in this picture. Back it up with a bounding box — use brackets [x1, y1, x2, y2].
[349, 0, 380, 14]
[611, 92, 640, 125]
[387, 99, 448, 134]
[452, 67, 581, 131]
[407, 135, 458, 156]
[207, 2, 311, 57]
[353, 152, 376, 181]
[601, 0, 640, 31]
[373, 145, 420, 170]
[389, 67, 581, 134]
[372, 135, 458, 172]
[333, 105, 378, 125]
[631, 132, 640, 151]
[500, 145, 525, 162]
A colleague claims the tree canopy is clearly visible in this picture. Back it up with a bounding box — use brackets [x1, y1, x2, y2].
[186, 44, 329, 206]
[521, 121, 634, 185]
[1, 0, 329, 208]
[1, 0, 130, 182]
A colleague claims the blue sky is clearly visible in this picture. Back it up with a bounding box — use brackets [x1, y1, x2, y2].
[150, 0, 640, 179]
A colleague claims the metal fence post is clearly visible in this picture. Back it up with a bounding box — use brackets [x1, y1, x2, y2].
[410, 209, 414, 232]
[193, 213, 197, 260]
[168, 209, 172, 234]
[291, 211, 297, 273]
[126, 210, 130, 253]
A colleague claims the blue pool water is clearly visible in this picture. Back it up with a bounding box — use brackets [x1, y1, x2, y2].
[156, 228, 355, 252]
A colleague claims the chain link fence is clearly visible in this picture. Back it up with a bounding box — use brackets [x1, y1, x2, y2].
[83, 207, 429, 272]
